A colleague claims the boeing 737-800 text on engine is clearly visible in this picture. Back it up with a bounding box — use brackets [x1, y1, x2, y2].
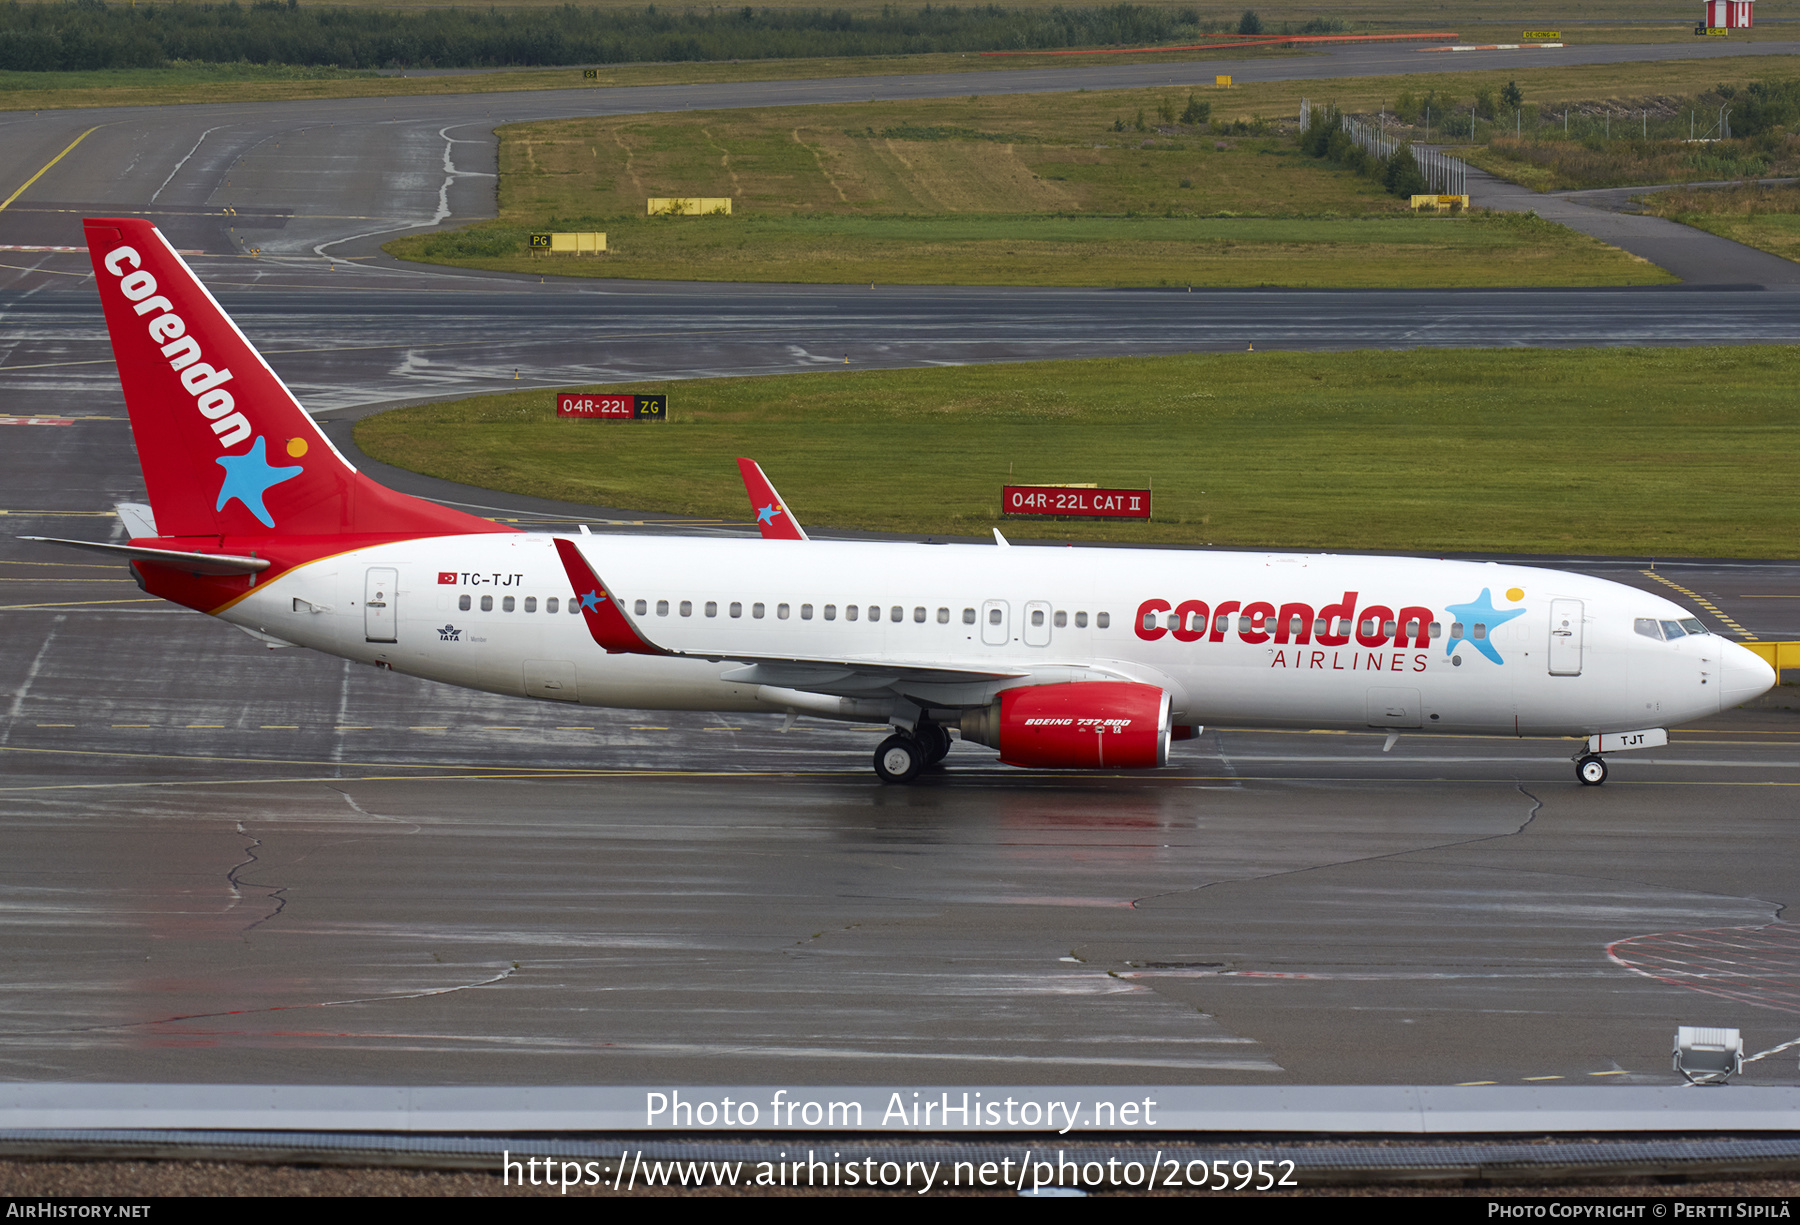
[31, 219, 1776, 783]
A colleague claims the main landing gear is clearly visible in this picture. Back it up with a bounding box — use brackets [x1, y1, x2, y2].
[1576, 754, 1609, 786]
[873, 722, 952, 783]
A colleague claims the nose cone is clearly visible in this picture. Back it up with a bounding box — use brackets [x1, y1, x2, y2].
[1718, 641, 1777, 712]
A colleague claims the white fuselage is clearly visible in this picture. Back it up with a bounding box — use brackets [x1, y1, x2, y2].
[218, 534, 1770, 739]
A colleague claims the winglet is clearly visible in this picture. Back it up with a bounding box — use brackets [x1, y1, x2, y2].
[736, 458, 808, 541]
[552, 537, 666, 656]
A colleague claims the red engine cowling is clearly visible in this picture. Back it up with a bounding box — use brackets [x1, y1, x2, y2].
[959, 681, 1172, 769]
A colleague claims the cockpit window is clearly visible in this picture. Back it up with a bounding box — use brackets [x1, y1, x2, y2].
[1679, 618, 1708, 636]
[1634, 618, 1662, 640]
[1659, 620, 1686, 640]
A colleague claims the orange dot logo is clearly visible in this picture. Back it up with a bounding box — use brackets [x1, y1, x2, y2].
[1505, 587, 1525, 602]
[286, 438, 309, 458]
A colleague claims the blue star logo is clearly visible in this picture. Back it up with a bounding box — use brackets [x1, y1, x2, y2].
[1445, 587, 1527, 665]
[215, 435, 303, 529]
[756, 503, 783, 525]
[580, 589, 605, 611]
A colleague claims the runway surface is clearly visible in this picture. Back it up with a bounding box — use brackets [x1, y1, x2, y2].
[2, 42, 1799, 1094]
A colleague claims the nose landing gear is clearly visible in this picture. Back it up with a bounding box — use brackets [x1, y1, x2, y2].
[1577, 754, 1609, 786]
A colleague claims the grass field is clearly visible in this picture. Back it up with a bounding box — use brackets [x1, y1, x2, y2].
[355, 347, 1800, 558]
[383, 87, 1676, 287]
[395, 212, 1666, 287]
[1639, 181, 1800, 263]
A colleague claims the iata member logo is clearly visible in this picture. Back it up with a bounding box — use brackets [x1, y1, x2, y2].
[437, 624, 461, 641]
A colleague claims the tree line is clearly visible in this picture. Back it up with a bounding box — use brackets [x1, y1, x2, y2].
[0, 1, 1238, 72]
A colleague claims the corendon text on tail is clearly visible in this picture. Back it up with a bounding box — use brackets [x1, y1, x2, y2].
[33, 217, 1777, 785]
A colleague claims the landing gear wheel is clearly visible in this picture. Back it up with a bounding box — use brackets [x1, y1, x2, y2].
[1577, 754, 1608, 786]
[916, 722, 952, 764]
[874, 735, 924, 783]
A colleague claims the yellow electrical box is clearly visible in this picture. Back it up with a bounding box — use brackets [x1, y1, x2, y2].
[546, 232, 606, 253]
[1215, 75, 1232, 87]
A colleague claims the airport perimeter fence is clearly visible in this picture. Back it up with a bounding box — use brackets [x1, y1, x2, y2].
[1337, 111, 1467, 197]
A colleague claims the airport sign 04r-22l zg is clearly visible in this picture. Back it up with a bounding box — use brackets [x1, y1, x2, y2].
[556, 393, 668, 421]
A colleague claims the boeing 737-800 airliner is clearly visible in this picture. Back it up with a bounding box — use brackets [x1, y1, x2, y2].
[30, 218, 1777, 783]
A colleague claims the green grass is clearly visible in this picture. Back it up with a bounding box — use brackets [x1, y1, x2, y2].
[384, 91, 1673, 287]
[392, 211, 1668, 287]
[355, 346, 1800, 557]
[1638, 182, 1800, 265]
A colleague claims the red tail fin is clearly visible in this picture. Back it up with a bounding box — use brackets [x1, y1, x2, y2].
[735, 457, 808, 541]
[84, 218, 509, 541]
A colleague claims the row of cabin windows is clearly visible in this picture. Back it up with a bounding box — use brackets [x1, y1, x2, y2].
[458, 594, 580, 614]
[630, 601, 1110, 629]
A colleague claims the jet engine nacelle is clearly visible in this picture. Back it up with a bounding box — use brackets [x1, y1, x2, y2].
[959, 681, 1172, 769]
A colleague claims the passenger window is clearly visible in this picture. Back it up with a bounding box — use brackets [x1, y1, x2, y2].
[1096, 612, 1109, 629]
[525, 596, 538, 613]
[888, 606, 901, 622]
[657, 599, 669, 616]
[1382, 620, 1395, 637]
[846, 605, 858, 621]
[1213, 614, 1229, 634]
[753, 603, 765, 619]
[458, 594, 471, 611]
[1075, 611, 1088, 628]
[963, 608, 977, 625]
[633, 599, 646, 615]
[680, 600, 693, 617]
[1450, 622, 1463, 639]
[913, 606, 926, 623]
[1166, 612, 1179, 630]
[937, 607, 950, 624]
[1242, 615, 1255, 633]
[729, 602, 742, 618]
[1472, 623, 1486, 639]
[1054, 610, 1066, 628]
[1429, 622, 1441, 639]
[801, 604, 813, 620]
[1032, 610, 1046, 627]
[570, 600, 580, 614]
[1314, 617, 1328, 637]
[1289, 616, 1303, 635]
[776, 603, 788, 620]
[993, 609, 1007, 626]
[547, 597, 559, 613]
[480, 595, 493, 612]
[825, 604, 837, 621]
[502, 596, 515, 612]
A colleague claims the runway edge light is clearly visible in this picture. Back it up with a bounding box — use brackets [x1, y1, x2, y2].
[1673, 1025, 1743, 1085]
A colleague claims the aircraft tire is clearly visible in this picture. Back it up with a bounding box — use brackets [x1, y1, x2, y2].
[917, 723, 952, 764]
[1577, 754, 1608, 786]
[874, 735, 924, 783]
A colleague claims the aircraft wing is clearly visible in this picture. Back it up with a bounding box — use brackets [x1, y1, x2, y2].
[736, 458, 808, 540]
[554, 536, 1028, 696]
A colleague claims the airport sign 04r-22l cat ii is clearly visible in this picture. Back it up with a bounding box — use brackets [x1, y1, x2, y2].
[27, 218, 1776, 784]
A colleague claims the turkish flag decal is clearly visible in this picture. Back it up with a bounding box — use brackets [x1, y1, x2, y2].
[438, 571, 457, 584]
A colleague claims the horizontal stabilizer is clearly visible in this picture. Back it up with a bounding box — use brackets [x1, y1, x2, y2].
[21, 535, 271, 575]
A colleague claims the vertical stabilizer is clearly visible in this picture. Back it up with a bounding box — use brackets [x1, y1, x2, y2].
[84, 218, 511, 541]
[735, 457, 808, 541]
